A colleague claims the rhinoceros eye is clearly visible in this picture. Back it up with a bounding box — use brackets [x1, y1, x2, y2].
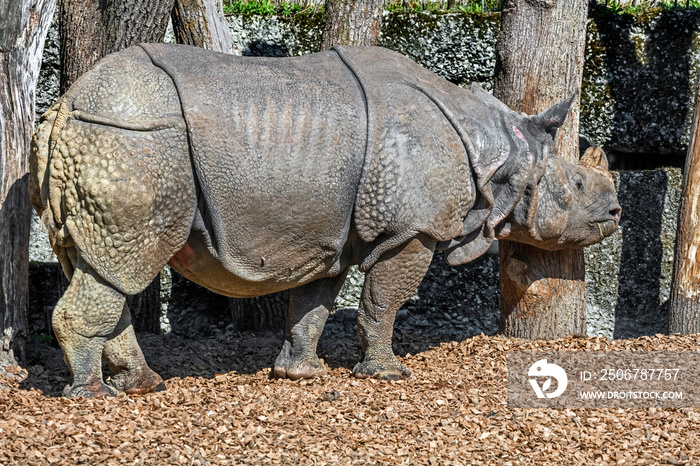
[572, 173, 585, 191]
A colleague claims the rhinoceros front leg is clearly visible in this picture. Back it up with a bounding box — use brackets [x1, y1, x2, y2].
[52, 259, 128, 397]
[102, 305, 165, 395]
[272, 272, 348, 380]
[354, 236, 435, 380]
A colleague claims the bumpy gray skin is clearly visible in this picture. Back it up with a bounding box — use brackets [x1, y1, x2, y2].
[30, 44, 620, 397]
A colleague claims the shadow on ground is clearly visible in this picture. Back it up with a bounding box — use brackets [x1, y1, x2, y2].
[19, 300, 480, 398]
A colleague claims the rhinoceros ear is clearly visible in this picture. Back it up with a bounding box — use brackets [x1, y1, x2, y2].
[532, 93, 576, 134]
[579, 146, 609, 171]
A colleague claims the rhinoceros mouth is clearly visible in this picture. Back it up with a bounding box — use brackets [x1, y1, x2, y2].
[590, 219, 618, 239]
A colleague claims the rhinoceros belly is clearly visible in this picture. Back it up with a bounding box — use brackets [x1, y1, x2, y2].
[168, 226, 355, 298]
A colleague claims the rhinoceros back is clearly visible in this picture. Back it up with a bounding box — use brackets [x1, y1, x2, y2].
[138, 44, 367, 284]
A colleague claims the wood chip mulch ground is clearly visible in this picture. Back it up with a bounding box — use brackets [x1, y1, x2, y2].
[1, 329, 699, 465]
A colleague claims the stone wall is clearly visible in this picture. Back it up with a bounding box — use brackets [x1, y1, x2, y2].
[582, 7, 700, 159]
[585, 168, 682, 338]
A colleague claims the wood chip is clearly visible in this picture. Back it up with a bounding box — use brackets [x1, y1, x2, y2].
[2, 331, 698, 463]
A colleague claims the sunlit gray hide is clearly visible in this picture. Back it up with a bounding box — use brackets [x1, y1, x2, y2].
[30, 44, 619, 395]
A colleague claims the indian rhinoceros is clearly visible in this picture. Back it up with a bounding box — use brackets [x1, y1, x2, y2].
[30, 44, 620, 398]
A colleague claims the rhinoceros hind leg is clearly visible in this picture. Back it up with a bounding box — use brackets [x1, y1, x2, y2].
[103, 305, 164, 395]
[53, 259, 127, 398]
[353, 236, 435, 381]
[272, 273, 348, 380]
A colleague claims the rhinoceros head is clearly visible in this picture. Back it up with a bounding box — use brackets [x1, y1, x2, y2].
[501, 144, 621, 250]
[439, 88, 620, 266]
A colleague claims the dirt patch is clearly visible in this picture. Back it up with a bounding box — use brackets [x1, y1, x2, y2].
[1, 319, 699, 464]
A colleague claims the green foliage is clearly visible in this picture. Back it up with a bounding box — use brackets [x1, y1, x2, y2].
[458, 4, 490, 12]
[224, 0, 700, 16]
[222, 0, 305, 16]
[222, 0, 699, 17]
[278, 1, 306, 15]
[594, 0, 700, 16]
[384, 0, 500, 13]
[225, 0, 502, 15]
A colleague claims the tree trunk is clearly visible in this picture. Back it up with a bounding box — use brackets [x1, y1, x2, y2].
[228, 292, 288, 332]
[59, 0, 174, 94]
[495, 0, 588, 339]
[172, 0, 234, 54]
[58, 0, 174, 333]
[322, 0, 383, 49]
[668, 79, 700, 334]
[0, 0, 56, 367]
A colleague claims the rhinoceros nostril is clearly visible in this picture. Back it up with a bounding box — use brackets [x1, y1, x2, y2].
[609, 206, 621, 223]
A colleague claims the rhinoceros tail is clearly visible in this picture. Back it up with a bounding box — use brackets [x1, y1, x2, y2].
[29, 99, 76, 278]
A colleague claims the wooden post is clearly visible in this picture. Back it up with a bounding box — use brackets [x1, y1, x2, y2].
[668, 78, 700, 334]
[322, 0, 383, 49]
[171, 0, 235, 54]
[0, 0, 56, 366]
[495, 0, 589, 339]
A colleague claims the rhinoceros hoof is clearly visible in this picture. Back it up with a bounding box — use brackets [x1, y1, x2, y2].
[63, 380, 118, 398]
[352, 359, 412, 381]
[271, 357, 328, 380]
[108, 369, 165, 395]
